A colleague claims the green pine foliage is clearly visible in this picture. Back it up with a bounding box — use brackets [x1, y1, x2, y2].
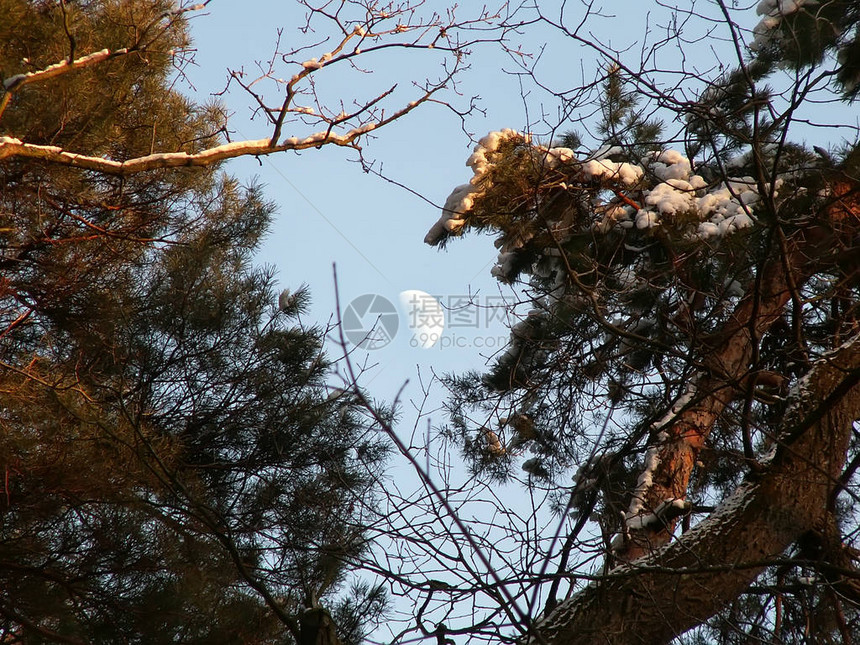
[431, 2, 860, 641]
[0, 1, 386, 642]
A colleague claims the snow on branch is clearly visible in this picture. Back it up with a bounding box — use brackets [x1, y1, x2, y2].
[222, 0, 493, 155]
[530, 335, 860, 644]
[0, 118, 395, 175]
[0, 2, 488, 175]
[2, 48, 124, 92]
[428, 127, 857, 568]
[751, 0, 817, 50]
[425, 130, 772, 282]
[0, 48, 131, 118]
[0, 2, 213, 119]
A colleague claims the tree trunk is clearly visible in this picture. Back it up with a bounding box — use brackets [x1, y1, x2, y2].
[532, 336, 860, 644]
[300, 607, 343, 645]
[617, 218, 843, 561]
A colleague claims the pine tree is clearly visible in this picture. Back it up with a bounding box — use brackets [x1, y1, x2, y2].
[425, 2, 860, 642]
[0, 1, 387, 642]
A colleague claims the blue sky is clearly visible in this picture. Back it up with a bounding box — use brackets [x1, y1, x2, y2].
[185, 0, 582, 411]
[185, 0, 857, 427]
[182, 2, 858, 638]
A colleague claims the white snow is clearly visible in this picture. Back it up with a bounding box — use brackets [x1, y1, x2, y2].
[740, 190, 759, 205]
[635, 209, 660, 229]
[756, 0, 777, 15]
[427, 136, 770, 252]
[653, 381, 698, 434]
[3, 73, 26, 90]
[444, 218, 466, 233]
[648, 149, 692, 181]
[425, 129, 524, 245]
[466, 150, 488, 172]
[278, 289, 292, 311]
[718, 213, 754, 236]
[478, 128, 522, 151]
[625, 499, 688, 530]
[522, 457, 543, 475]
[491, 253, 516, 280]
[697, 221, 720, 239]
[625, 443, 663, 522]
[751, 0, 818, 49]
[3, 48, 117, 89]
[544, 146, 575, 166]
[624, 512, 658, 530]
[592, 144, 624, 160]
[579, 159, 643, 185]
[644, 181, 694, 216]
[654, 149, 687, 165]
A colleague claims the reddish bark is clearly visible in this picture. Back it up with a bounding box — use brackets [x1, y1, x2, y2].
[617, 195, 856, 561]
[534, 337, 860, 644]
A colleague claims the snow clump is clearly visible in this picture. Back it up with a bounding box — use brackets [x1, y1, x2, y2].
[580, 159, 643, 185]
[426, 136, 770, 256]
[751, 0, 818, 50]
[425, 129, 523, 245]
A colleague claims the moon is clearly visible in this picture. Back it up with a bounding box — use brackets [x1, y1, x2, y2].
[399, 290, 445, 349]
